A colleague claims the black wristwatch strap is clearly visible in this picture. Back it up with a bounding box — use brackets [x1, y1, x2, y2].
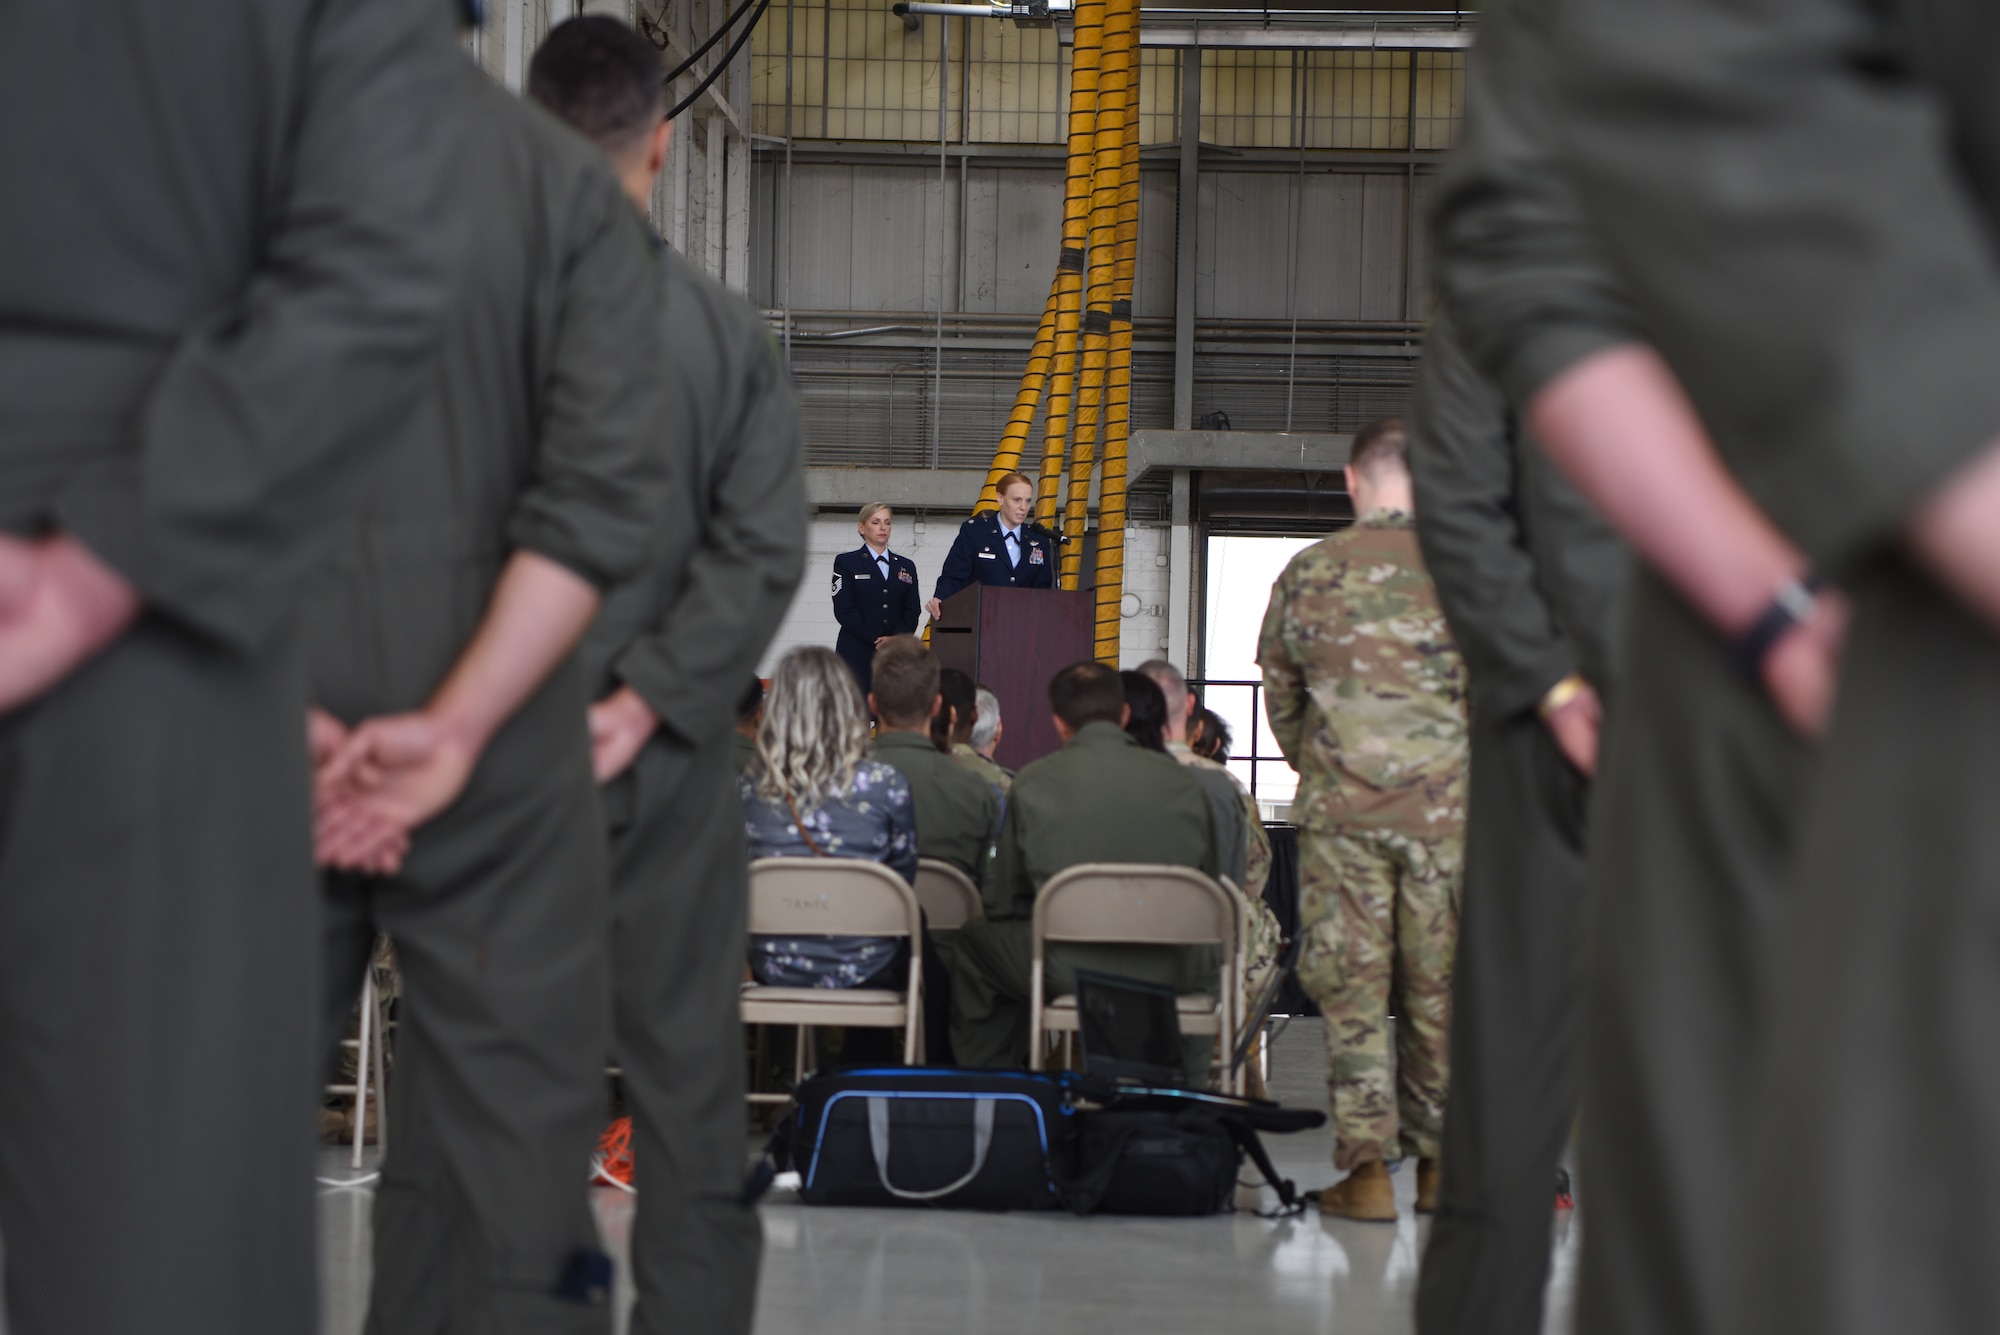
[1733, 574, 1823, 681]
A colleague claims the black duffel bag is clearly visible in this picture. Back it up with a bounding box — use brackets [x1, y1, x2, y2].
[1057, 1086, 1326, 1218]
[774, 1068, 1074, 1210]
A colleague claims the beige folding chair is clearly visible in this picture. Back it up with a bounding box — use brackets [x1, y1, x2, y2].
[741, 858, 924, 1106]
[913, 858, 984, 932]
[326, 935, 394, 1171]
[1028, 863, 1243, 1094]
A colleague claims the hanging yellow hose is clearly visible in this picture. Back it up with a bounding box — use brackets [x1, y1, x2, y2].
[1094, 9, 1141, 663]
[979, 283, 1059, 513]
[1037, 0, 1102, 532]
[1061, 0, 1128, 589]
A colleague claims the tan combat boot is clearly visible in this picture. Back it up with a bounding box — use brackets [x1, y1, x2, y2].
[1415, 1158, 1442, 1214]
[1319, 1160, 1397, 1223]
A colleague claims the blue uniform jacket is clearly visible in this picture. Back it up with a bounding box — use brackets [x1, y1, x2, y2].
[932, 512, 1056, 604]
[832, 544, 921, 693]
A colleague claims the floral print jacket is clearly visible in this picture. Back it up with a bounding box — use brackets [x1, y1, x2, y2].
[740, 760, 919, 989]
[739, 759, 919, 881]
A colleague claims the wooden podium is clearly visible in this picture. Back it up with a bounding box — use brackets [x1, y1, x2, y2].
[929, 585, 1093, 772]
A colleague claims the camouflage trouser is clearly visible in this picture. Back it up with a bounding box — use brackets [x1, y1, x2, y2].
[1297, 824, 1463, 1169]
[1244, 898, 1285, 1019]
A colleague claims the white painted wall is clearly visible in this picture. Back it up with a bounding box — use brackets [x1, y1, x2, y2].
[758, 514, 963, 677]
[1116, 525, 1173, 670]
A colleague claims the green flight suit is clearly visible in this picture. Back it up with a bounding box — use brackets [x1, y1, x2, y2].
[874, 728, 1002, 1064]
[1165, 742, 1283, 1011]
[309, 66, 668, 1335]
[579, 250, 805, 1335]
[951, 721, 1221, 1075]
[872, 730, 1001, 879]
[1259, 514, 1470, 1169]
[1409, 315, 1625, 1334]
[0, 4, 462, 1333]
[1548, 3, 2000, 1331]
[952, 741, 1013, 797]
[1429, 6, 1813, 1332]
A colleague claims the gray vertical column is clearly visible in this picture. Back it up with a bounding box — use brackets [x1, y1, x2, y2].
[1172, 44, 1200, 432]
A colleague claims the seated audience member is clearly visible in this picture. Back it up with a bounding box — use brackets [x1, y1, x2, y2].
[1191, 707, 1233, 764]
[951, 678, 1014, 797]
[951, 662, 1222, 1077]
[1120, 670, 1173, 754]
[1138, 659, 1285, 1014]
[973, 687, 1008, 759]
[932, 667, 973, 754]
[740, 647, 916, 989]
[734, 676, 764, 774]
[871, 640, 998, 1063]
[869, 640, 1000, 879]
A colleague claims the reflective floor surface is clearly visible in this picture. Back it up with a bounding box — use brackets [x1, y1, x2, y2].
[317, 1019, 1579, 1335]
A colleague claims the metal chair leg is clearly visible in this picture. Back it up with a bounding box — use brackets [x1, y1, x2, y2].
[351, 966, 374, 1172]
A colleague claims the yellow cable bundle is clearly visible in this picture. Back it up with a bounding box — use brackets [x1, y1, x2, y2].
[979, 286, 1059, 514]
[1038, 0, 1102, 533]
[1093, 2, 1141, 663]
[1062, 0, 1129, 589]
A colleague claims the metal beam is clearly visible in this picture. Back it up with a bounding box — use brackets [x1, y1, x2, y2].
[1124, 25, 1469, 47]
[1173, 45, 1200, 431]
[1167, 467, 1193, 668]
[807, 466, 988, 510]
[1129, 428, 1352, 485]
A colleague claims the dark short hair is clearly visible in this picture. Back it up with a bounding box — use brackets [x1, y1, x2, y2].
[527, 16, 665, 153]
[1348, 416, 1409, 483]
[1193, 707, 1233, 761]
[1120, 670, 1168, 753]
[871, 637, 939, 729]
[1048, 661, 1125, 730]
[938, 668, 978, 744]
[735, 676, 765, 723]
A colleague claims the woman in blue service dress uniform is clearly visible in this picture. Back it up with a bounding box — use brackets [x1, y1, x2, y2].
[831, 501, 921, 695]
[923, 471, 1055, 623]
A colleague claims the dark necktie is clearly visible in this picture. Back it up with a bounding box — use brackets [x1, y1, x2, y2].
[1006, 531, 1020, 568]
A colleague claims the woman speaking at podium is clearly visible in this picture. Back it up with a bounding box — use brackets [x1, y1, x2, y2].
[924, 471, 1056, 622]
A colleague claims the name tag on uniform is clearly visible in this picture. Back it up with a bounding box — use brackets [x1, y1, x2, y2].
[977, 550, 998, 560]
[1028, 546, 1046, 565]
[852, 572, 872, 579]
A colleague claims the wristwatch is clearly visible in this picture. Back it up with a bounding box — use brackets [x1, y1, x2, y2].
[1732, 574, 1823, 682]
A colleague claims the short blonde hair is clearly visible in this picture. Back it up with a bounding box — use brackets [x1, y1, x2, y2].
[857, 501, 892, 526]
[993, 471, 1035, 500]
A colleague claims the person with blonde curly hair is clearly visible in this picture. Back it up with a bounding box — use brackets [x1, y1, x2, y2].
[740, 646, 917, 991]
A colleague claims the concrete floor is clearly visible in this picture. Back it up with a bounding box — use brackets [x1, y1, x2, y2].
[317, 1019, 1579, 1335]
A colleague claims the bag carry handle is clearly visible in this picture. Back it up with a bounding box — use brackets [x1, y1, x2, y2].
[866, 1097, 996, 1201]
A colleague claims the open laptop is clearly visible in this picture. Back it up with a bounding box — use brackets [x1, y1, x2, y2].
[1072, 969, 1188, 1087]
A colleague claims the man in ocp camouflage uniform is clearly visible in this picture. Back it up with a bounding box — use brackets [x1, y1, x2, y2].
[1259, 417, 1469, 1223]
